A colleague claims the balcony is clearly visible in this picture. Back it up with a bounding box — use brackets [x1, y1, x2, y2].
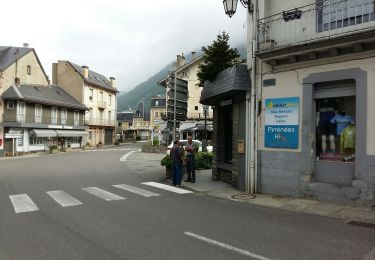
[97, 101, 107, 109]
[85, 118, 116, 127]
[257, 0, 375, 53]
[1, 113, 85, 128]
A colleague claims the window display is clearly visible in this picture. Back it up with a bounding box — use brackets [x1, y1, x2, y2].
[315, 96, 355, 162]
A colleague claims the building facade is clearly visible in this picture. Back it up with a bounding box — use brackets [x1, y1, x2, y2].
[150, 96, 166, 128]
[0, 45, 50, 156]
[1, 84, 87, 155]
[52, 61, 118, 146]
[201, 0, 375, 204]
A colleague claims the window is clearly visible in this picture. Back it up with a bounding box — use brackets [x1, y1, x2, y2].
[317, 0, 375, 32]
[155, 101, 159, 106]
[89, 89, 94, 101]
[74, 110, 79, 126]
[35, 105, 42, 124]
[195, 106, 199, 111]
[51, 107, 58, 125]
[61, 108, 67, 125]
[109, 94, 112, 106]
[155, 112, 159, 116]
[17, 102, 26, 123]
[29, 137, 45, 145]
[27, 65, 31, 75]
[7, 101, 15, 109]
[108, 111, 112, 124]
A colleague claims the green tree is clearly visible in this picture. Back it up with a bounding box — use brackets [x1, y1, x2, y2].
[197, 31, 240, 87]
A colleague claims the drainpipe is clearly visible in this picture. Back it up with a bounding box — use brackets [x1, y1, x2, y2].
[247, 0, 258, 194]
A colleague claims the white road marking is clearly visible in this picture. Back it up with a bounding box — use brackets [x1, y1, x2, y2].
[142, 182, 193, 194]
[81, 148, 134, 153]
[9, 194, 39, 213]
[46, 190, 83, 207]
[184, 232, 271, 260]
[82, 187, 125, 201]
[120, 151, 136, 161]
[113, 184, 160, 197]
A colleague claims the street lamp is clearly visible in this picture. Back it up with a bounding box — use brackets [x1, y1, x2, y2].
[223, 0, 252, 18]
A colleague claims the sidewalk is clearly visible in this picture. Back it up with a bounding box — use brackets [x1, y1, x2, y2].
[182, 169, 375, 225]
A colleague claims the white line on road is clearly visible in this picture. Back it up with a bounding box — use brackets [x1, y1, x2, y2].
[46, 190, 83, 207]
[113, 184, 160, 197]
[120, 151, 136, 161]
[184, 232, 271, 260]
[9, 194, 39, 213]
[142, 182, 193, 194]
[81, 148, 134, 153]
[82, 187, 125, 201]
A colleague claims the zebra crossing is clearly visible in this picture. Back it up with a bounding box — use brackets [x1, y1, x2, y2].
[8, 182, 193, 214]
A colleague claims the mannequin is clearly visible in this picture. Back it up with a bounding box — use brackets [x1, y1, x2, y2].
[317, 99, 336, 153]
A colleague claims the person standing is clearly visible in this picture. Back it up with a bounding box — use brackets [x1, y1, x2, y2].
[170, 139, 183, 187]
[185, 136, 197, 183]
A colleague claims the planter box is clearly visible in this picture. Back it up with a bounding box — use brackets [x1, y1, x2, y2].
[49, 149, 59, 154]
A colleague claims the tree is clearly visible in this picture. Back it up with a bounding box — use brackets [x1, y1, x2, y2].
[197, 31, 240, 87]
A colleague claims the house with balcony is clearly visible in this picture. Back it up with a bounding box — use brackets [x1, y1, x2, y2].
[251, 0, 375, 204]
[1, 84, 87, 155]
[52, 61, 119, 146]
[158, 53, 213, 141]
[0, 45, 49, 156]
[130, 100, 151, 140]
[117, 108, 135, 141]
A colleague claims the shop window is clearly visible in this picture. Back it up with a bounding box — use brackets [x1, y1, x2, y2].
[315, 96, 356, 162]
[29, 137, 45, 145]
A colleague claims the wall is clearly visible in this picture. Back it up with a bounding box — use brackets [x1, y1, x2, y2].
[54, 61, 83, 102]
[150, 107, 166, 127]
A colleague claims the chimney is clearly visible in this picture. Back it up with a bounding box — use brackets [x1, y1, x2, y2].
[52, 63, 58, 84]
[191, 51, 197, 61]
[109, 77, 115, 87]
[176, 54, 185, 69]
[82, 65, 89, 79]
[23, 43, 29, 48]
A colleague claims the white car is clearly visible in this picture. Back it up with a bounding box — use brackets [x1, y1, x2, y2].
[167, 140, 213, 155]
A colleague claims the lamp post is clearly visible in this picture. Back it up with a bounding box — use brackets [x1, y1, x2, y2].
[203, 105, 208, 152]
[222, 0, 258, 194]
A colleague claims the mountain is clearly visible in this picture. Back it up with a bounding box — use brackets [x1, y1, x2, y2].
[117, 63, 171, 112]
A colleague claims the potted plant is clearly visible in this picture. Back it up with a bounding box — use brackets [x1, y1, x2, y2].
[49, 145, 59, 154]
[161, 155, 172, 180]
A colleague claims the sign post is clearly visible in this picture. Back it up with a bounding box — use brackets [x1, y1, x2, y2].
[264, 97, 300, 149]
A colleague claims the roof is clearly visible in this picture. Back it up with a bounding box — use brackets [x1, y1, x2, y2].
[68, 61, 118, 93]
[117, 110, 134, 122]
[2, 84, 87, 110]
[200, 64, 251, 106]
[134, 101, 144, 118]
[151, 97, 166, 108]
[0, 46, 49, 81]
[158, 55, 204, 88]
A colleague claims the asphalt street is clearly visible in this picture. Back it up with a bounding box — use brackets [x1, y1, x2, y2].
[0, 143, 374, 260]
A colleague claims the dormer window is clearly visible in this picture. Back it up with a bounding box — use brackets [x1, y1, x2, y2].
[27, 65, 31, 75]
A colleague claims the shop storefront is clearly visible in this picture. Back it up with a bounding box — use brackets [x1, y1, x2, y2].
[259, 65, 374, 204]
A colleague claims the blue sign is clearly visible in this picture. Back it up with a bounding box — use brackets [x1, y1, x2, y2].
[264, 97, 299, 149]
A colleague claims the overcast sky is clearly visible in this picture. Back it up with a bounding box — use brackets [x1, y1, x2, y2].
[3, 0, 247, 93]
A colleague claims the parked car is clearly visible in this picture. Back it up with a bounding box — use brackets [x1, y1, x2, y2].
[167, 140, 213, 155]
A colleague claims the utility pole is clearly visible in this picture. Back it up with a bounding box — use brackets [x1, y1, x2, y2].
[173, 72, 177, 140]
[203, 105, 208, 152]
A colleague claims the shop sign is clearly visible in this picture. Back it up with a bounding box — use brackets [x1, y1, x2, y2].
[264, 97, 299, 149]
[220, 99, 232, 107]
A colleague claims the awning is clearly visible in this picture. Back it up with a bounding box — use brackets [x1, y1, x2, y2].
[200, 64, 251, 106]
[31, 129, 57, 138]
[55, 130, 89, 137]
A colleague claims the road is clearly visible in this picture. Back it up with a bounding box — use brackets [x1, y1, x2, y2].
[0, 143, 374, 260]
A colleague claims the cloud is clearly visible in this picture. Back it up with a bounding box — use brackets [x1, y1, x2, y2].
[2, 0, 247, 92]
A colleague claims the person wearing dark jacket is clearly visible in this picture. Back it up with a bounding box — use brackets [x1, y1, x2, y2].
[170, 139, 183, 187]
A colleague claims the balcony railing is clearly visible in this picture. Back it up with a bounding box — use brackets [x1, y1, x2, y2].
[97, 101, 107, 109]
[85, 118, 116, 126]
[257, 0, 375, 52]
[1, 113, 85, 126]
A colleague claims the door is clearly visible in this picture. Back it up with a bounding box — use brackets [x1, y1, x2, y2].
[104, 129, 113, 145]
[314, 81, 356, 186]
